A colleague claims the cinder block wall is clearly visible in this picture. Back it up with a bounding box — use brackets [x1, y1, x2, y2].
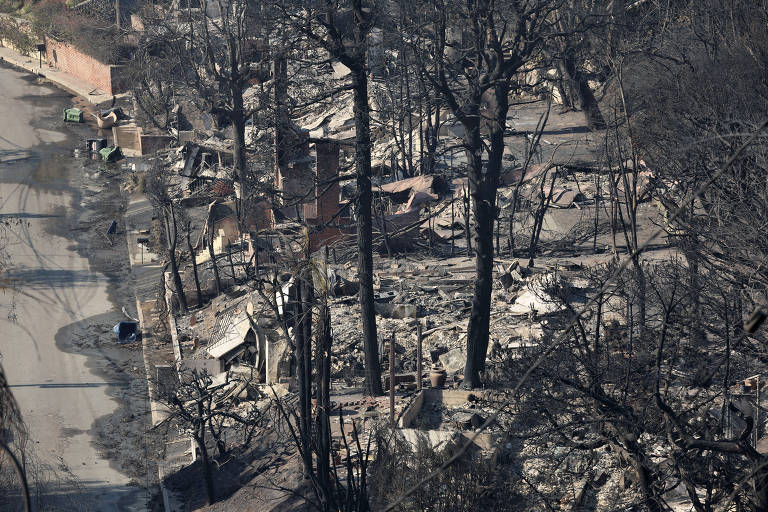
[45, 37, 125, 95]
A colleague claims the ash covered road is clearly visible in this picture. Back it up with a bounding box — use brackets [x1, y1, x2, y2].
[0, 63, 151, 510]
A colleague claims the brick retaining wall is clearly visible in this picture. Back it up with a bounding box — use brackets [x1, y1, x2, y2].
[44, 37, 125, 95]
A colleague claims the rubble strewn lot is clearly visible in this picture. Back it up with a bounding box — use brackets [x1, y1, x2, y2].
[3, 0, 768, 510]
[5, 3, 761, 509]
[122, 90, 715, 510]
[62, 80, 762, 511]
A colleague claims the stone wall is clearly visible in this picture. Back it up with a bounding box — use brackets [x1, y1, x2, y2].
[0, 15, 38, 58]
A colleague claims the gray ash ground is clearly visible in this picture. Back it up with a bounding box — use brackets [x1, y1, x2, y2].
[22, 86, 162, 497]
[60, 157, 162, 488]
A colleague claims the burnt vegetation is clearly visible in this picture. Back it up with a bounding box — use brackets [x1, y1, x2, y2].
[3, 0, 768, 511]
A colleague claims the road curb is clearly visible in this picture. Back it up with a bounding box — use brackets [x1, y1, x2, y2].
[124, 204, 185, 512]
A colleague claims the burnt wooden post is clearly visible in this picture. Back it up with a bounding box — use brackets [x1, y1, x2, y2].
[757, 375, 761, 448]
[255, 234, 260, 273]
[316, 301, 333, 506]
[450, 198, 455, 256]
[294, 273, 312, 476]
[390, 333, 396, 425]
[463, 188, 472, 255]
[508, 215, 513, 256]
[227, 245, 236, 283]
[427, 206, 432, 255]
[417, 323, 423, 391]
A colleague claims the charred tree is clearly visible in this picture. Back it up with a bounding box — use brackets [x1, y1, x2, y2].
[164, 201, 188, 315]
[286, 0, 384, 395]
[184, 217, 204, 308]
[315, 298, 334, 510]
[405, 0, 552, 387]
[147, 168, 188, 315]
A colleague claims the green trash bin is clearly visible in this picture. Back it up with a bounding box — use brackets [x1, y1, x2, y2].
[99, 146, 122, 162]
[63, 108, 84, 123]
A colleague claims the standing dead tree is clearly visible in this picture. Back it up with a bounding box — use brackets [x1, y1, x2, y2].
[146, 166, 188, 315]
[273, 0, 385, 395]
[179, 210, 204, 308]
[546, 0, 610, 130]
[402, 0, 555, 388]
[254, 243, 371, 510]
[135, 1, 268, 224]
[157, 368, 262, 506]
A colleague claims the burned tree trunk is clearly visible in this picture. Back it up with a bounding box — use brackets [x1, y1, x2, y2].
[295, 1, 384, 396]
[316, 299, 334, 510]
[294, 270, 313, 477]
[231, 82, 248, 217]
[186, 222, 204, 307]
[193, 399, 216, 505]
[165, 204, 188, 315]
[352, 68, 384, 396]
[463, 86, 508, 388]
[559, 53, 606, 131]
[527, 171, 557, 268]
[207, 217, 222, 294]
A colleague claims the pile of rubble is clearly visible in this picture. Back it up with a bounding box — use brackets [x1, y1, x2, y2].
[325, 256, 590, 384]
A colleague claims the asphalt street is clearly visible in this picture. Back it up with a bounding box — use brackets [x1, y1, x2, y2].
[0, 64, 146, 510]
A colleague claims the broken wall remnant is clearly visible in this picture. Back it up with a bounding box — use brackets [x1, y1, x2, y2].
[197, 200, 266, 258]
[205, 302, 290, 383]
[112, 125, 174, 157]
[205, 201, 241, 253]
[113, 126, 142, 156]
[397, 388, 503, 457]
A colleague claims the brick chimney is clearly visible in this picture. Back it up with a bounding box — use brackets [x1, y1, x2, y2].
[314, 141, 340, 223]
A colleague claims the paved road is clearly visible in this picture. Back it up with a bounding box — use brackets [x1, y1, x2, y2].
[0, 64, 145, 510]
